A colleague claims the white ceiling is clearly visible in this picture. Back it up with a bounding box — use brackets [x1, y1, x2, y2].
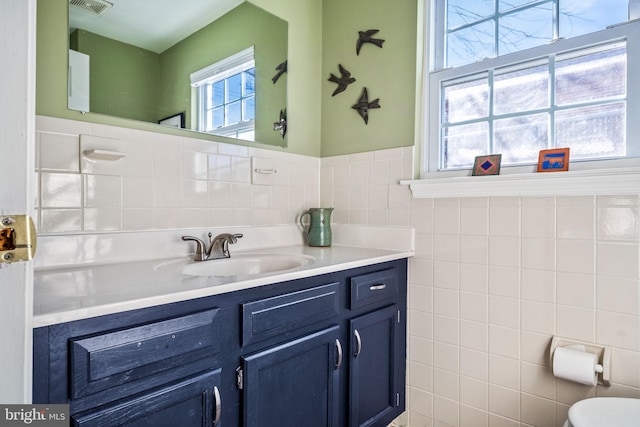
[69, 0, 244, 53]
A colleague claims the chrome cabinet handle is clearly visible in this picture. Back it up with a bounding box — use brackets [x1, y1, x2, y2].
[354, 329, 362, 358]
[369, 284, 386, 291]
[213, 385, 221, 425]
[335, 339, 343, 370]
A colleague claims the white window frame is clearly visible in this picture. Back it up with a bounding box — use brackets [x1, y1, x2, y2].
[190, 46, 255, 137]
[405, 3, 640, 197]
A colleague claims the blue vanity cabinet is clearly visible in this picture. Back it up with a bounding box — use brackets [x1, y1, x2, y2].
[238, 282, 342, 426]
[240, 326, 341, 427]
[346, 267, 406, 427]
[349, 305, 401, 427]
[71, 369, 222, 427]
[33, 258, 408, 427]
[33, 296, 236, 425]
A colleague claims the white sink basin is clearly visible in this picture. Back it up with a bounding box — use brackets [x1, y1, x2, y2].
[180, 253, 315, 277]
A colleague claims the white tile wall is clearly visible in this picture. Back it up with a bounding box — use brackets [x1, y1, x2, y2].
[37, 118, 640, 427]
[320, 147, 413, 226]
[35, 116, 319, 233]
[321, 147, 640, 427]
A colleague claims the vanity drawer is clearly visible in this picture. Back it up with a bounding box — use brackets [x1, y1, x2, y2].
[241, 282, 339, 346]
[350, 267, 399, 310]
[70, 308, 221, 400]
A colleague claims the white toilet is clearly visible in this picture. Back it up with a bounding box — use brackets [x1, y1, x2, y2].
[563, 397, 640, 426]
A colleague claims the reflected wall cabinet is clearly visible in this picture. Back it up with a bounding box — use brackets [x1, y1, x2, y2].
[68, 49, 89, 112]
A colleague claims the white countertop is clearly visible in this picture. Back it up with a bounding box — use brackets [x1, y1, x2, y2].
[33, 245, 412, 328]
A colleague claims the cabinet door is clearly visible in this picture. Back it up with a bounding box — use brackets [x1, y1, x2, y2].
[71, 369, 222, 427]
[241, 326, 341, 427]
[349, 305, 399, 427]
[68, 49, 90, 112]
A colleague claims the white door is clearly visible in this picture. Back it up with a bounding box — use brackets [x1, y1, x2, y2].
[0, 0, 36, 403]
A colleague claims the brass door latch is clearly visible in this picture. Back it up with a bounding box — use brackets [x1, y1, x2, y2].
[0, 215, 37, 263]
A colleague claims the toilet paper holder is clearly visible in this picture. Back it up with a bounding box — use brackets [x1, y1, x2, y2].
[549, 336, 611, 386]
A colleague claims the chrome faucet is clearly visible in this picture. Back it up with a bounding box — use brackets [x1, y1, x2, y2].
[181, 232, 243, 261]
[209, 233, 243, 259]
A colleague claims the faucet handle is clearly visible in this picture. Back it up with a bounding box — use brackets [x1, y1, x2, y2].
[208, 233, 243, 259]
[182, 235, 208, 261]
[225, 234, 243, 256]
[222, 233, 242, 257]
[215, 233, 242, 243]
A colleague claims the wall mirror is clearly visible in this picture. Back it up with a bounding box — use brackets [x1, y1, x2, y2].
[68, 0, 288, 146]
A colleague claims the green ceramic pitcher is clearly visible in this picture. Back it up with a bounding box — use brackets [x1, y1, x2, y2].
[299, 208, 334, 247]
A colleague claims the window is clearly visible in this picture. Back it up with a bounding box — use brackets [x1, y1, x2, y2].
[191, 47, 256, 140]
[425, 0, 640, 175]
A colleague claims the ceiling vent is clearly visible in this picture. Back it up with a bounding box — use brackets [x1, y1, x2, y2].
[69, 0, 113, 16]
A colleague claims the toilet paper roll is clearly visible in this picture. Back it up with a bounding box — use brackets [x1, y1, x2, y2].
[552, 346, 599, 386]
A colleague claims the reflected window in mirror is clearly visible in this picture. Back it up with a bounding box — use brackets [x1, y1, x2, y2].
[191, 47, 255, 140]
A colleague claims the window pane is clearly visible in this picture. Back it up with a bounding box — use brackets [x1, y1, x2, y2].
[433, 2, 633, 173]
[194, 51, 255, 137]
[447, 0, 494, 28]
[212, 106, 224, 129]
[494, 113, 549, 164]
[556, 45, 626, 106]
[443, 77, 489, 123]
[226, 101, 242, 125]
[447, 21, 495, 67]
[494, 64, 548, 114]
[556, 102, 626, 158]
[212, 81, 225, 107]
[443, 122, 489, 169]
[243, 96, 255, 121]
[498, 4, 553, 55]
[442, 0, 629, 69]
[244, 69, 255, 96]
[226, 73, 242, 102]
[499, 0, 550, 12]
[560, 0, 628, 38]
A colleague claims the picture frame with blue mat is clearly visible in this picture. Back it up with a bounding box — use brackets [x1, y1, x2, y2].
[537, 148, 570, 172]
[472, 154, 502, 176]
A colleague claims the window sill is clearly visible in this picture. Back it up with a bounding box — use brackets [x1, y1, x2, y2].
[400, 167, 640, 198]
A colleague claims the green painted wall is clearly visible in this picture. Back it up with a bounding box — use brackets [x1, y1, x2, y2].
[36, 0, 69, 124]
[251, 0, 323, 156]
[160, 2, 287, 147]
[72, 30, 161, 123]
[320, 0, 418, 157]
[36, 0, 322, 156]
[36, 0, 418, 158]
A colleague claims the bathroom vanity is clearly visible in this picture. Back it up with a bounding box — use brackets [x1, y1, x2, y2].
[32, 245, 409, 427]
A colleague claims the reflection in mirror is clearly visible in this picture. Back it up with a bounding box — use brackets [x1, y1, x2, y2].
[68, 0, 288, 146]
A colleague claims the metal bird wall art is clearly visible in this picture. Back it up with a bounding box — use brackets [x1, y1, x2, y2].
[356, 29, 385, 55]
[272, 60, 287, 84]
[273, 109, 287, 139]
[328, 64, 356, 96]
[352, 87, 380, 125]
